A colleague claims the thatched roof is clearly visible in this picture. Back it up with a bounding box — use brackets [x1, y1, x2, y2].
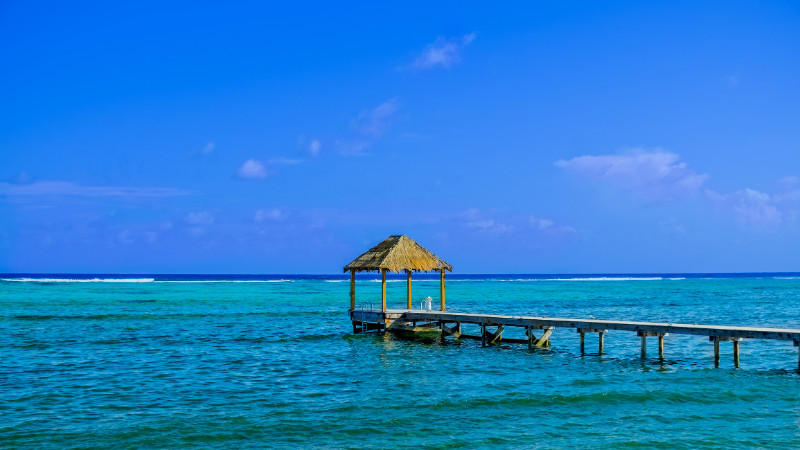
[343, 235, 452, 273]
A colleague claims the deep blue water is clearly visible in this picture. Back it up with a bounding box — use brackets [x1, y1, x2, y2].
[2, 273, 800, 448]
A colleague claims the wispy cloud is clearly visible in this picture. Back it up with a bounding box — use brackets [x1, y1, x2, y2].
[185, 210, 215, 225]
[0, 181, 191, 199]
[237, 159, 271, 179]
[411, 33, 476, 71]
[255, 208, 288, 222]
[354, 98, 399, 138]
[185, 210, 215, 237]
[202, 141, 215, 155]
[308, 139, 321, 157]
[338, 99, 400, 155]
[529, 215, 577, 235]
[460, 209, 514, 234]
[556, 150, 708, 202]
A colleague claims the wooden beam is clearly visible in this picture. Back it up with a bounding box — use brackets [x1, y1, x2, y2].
[536, 328, 552, 348]
[349, 269, 355, 310]
[733, 340, 740, 367]
[489, 325, 504, 344]
[406, 270, 412, 310]
[381, 269, 387, 312]
[713, 337, 720, 367]
[440, 322, 462, 338]
[658, 335, 665, 359]
[440, 269, 446, 311]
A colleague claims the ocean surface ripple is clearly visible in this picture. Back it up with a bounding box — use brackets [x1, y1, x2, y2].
[2, 274, 800, 448]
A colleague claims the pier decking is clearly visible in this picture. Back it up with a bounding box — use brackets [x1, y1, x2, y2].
[350, 308, 800, 369]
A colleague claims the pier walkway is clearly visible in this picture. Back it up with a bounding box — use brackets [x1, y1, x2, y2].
[350, 308, 800, 369]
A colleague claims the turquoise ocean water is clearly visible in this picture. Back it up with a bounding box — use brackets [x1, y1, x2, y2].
[2, 273, 800, 448]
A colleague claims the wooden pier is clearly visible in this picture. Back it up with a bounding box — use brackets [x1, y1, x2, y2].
[350, 308, 800, 369]
[343, 235, 800, 370]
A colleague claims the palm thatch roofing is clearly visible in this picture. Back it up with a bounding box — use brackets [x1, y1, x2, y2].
[343, 235, 452, 273]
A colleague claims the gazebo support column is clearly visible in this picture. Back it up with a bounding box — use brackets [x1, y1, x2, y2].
[406, 270, 412, 310]
[381, 268, 387, 312]
[440, 269, 446, 311]
[349, 270, 355, 310]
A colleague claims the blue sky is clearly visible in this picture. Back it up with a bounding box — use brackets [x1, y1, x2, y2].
[1, 1, 799, 274]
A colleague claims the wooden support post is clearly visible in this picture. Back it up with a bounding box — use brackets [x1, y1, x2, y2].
[381, 268, 387, 312]
[641, 335, 647, 359]
[580, 332, 585, 354]
[481, 323, 486, 347]
[527, 326, 534, 352]
[796, 340, 800, 371]
[406, 270, 412, 310]
[440, 269, 446, 311]
[349, 270, 355, 310]
[658, 335, 665, 359]
[713, 337, 720, 367]
[733, 340, 740, 367]
[598, 331, 605, 354]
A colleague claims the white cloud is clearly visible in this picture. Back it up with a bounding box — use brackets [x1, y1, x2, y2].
[255, 209, 288, 222]
[529, 216, 554, 230]
[707, 188, 783, 228]
[237, 159, 270, 179]
[202, 141, 215, 155]
[556, 150, 707, 201]
[411, 33, 476, 70]
[308, 139, 321, 157]
[185, 211, 215, 225]
[0, 181, 190, 199]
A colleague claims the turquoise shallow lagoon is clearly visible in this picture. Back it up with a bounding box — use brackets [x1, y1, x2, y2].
[2, 274, 800, 448]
